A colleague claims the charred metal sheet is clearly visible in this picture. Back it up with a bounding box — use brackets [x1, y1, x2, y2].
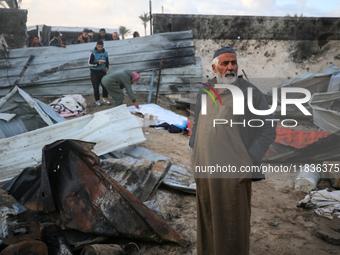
[41, 224, 74, 255]
[3, 140, 189, 247]
[0, 31, 201, 97]
[101, 158, 171, 202]
[108, 145, 196, 194]
[0, 104, 145, 182]
[7, 222, 40, 244]
[0, 240, 48, 255]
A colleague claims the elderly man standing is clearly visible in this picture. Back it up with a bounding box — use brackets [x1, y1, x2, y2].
[101, 70, 140, 109]
[189, 46, 276, 255]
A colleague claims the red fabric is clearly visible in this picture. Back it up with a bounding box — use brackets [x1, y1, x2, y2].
[275, 126, 332, 148]
[132, 72, 141, 83]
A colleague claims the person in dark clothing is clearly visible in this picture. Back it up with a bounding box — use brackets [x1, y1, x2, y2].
[88, 40, 109, 106]
[78, 28, 91, 44]
[95, 28, 112, 41]
[49, 31, 64, 47]
[189, 46, 276, 255]
[133, 31, 140, 38]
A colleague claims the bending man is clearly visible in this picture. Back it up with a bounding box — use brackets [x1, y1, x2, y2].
[101, 70, 140, 109]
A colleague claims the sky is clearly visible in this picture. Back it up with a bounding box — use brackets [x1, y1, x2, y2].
[20, 0, 340, 39]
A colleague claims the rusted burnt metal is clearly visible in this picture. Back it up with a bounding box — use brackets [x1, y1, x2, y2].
[1, 222, 48, 255]
[0, 240, 48, 255]
[81, 244, 124, 255]
[4, 139, 190, 247]
[101, 157, 171, 202]
[7, 222, 40, 244]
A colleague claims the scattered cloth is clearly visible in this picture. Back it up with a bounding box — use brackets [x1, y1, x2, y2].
[150, 120, 189, 134]
[128, 103, 187, 126]
[49, 94, 88, 118]
[298, 189, 340, 219]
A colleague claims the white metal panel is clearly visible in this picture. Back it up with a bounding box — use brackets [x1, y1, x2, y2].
[0, 104, 146, 182]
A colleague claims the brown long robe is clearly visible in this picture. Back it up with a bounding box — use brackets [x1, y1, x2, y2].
[192, 90, 253, 255]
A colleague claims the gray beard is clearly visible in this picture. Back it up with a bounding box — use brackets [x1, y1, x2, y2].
[216, 70, 238, 84]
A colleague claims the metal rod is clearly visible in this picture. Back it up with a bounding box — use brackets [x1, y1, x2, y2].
[155, 59, 163, 104]
[242, 69, 249, 82]
[148, 70, 155, 103]
[149, 0, 152, 35]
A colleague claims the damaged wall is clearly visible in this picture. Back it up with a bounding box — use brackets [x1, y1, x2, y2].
[153, 14, 340, 92]
[0, 9, 27, 49]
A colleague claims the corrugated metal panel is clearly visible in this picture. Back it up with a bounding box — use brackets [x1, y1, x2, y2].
[109, 145, 196, 194]
[309, 91, 340, 132]
[0, 86, 66, 139]
[268, 64, 340, 98]
[0, 104, 146, 182]
[101, 157, 171, 202]
[0, 31, 201, 96]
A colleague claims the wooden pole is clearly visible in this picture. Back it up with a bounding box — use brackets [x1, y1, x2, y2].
[10, 55, 35, 91]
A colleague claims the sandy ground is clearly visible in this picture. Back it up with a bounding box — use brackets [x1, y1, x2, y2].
[84, 93, 340, 255]
[2, 93, 340, 254]
[135, 128, 340, 255]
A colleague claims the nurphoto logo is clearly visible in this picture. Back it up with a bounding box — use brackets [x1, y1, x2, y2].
[200, 83, 312, 128]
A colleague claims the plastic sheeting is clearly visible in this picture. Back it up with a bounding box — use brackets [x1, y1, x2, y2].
[274, 127, 332, 148]
[128, 103, 188, 126]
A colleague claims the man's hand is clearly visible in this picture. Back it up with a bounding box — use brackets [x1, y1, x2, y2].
[104, 67, 108, 72]
[134, 102, 139, 109]
[98, 60, 105, 65]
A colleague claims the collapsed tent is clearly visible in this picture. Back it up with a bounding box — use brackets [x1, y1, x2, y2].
[2, 140, 189, 247]
[0, 86, 65, 139]
[269, 64, 340, 98]
[274, 126, 332, 148]
[309, 91, 340, 133]
[264, 127, 340, 162]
